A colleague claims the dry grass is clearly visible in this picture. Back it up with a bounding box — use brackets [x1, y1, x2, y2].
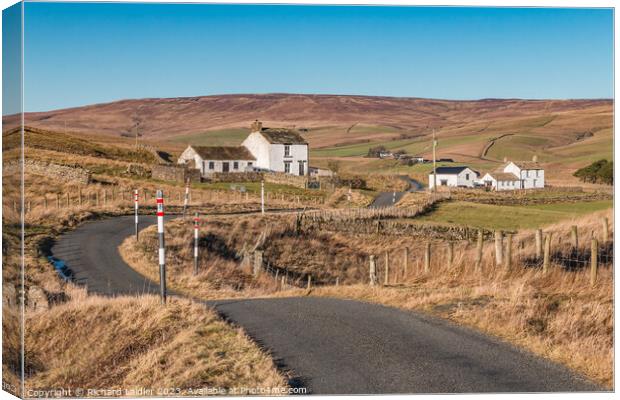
[25, 288, 287, 395]
[306, 210, 614, 388]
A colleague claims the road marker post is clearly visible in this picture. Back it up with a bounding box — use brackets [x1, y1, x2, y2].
[134, 189, 139, 241]
[156, 190, 167, 304]
[261, 180, 265, 215]
[194, 212, 200, 275]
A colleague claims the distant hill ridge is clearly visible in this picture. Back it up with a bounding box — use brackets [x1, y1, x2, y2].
[3, 93, 611, 139]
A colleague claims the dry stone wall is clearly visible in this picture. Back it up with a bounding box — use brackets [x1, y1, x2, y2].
[4, 160, 91, 184]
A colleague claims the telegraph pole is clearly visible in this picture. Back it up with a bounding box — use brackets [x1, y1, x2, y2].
[432, 129, 437, 193]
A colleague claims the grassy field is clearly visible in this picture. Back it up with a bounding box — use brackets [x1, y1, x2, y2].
[416, 200, 613, 230]
[169, 128, 250, 146]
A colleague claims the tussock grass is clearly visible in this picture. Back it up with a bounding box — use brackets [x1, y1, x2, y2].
[25, 290, 286, 394]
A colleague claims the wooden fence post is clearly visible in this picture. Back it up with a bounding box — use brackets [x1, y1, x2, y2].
[475, 230, 483, 270]
[66, 192, 70, 208]
[494, 231, 503, 266]
[403, 247, 408, 278]
[103, 189, 107, 206]
[307, 275, 312, 290]
[95, 191, 99, 207]
[369, 255, 377, 286]
[43, 196, 48, 210]
[505, 234, 512, 269]
[590, 239, 598, 286]
[543, 234, 551, 274]
[424, 242, 431, 273]
[384, 252, 389, 285]
[56, 194, 60, 209]
[570, 225, 578, 249]
[535, 229, 543, 259]
[601, 218, 609, 243]
[447, 241, 454, 268]
[253, 251, 263, 277]
[78, 189, 82, 206]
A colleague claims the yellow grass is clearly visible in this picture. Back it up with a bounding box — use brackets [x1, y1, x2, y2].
[25, 289, 287, 395]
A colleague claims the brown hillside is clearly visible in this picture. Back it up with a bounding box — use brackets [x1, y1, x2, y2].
[6, 94, 611, 140]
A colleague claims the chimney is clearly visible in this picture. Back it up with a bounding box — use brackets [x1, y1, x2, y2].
[503, 156, 508, 163]
[251, 120, 263, 132]
[532, 155, 538, 162]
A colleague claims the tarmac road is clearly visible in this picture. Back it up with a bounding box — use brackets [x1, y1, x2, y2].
[50, 215, 601, 394]
[369, 175, 424, 208]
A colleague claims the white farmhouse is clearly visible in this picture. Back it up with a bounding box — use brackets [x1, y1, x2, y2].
[177, 146, 256, 176]
[480, 160, 545, 191]
[242, 120, 309, 176]
[428, 166, 478, 189]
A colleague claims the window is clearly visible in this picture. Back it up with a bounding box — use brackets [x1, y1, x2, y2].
[209, 161, 214, 170]
[284, 145, 291, 157]
[465, 173, 470, 180]
[248, 162, 253, 167]
[233, 161, 239, 170]
[284, 161, 291, 174]
[526, 170, 530, 178]
[536, 170, 539, 177]
[440, 180, 448, 186]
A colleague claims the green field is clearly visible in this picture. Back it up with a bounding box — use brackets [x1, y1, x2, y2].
[415, 200, 613, 230]
[193, 181, 326, 198]
[170, 128, 250, 146]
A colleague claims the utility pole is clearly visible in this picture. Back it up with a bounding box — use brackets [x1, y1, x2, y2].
[432, 129, 437, 193]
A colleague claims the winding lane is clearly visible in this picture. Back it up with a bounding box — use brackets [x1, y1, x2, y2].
[50, 215, 601, 394]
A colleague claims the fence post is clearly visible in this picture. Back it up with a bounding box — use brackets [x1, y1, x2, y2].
[384, 252, 389, 285]
[601, 218, 609, 243]
[156, 190, 166, 304]
[369, 255, 377, 286]
[335, 277, 339, 286]
[103, 189, 107, 206]
[475, 230, 483, 270]
[570, 225, 578, 249]
[78, 189, 82, 207]
[494, 231, 503, 266]
[403, 247, 408, 278]
[253, 251, 263, 277]
[447, 241, 454, 268]
[43, 196, 48, 210]
[543, 233, 551, 274]
[66, 192, 70, 208]
[424, 242, 431, 273]
[183, 178, 190, 218]
[590, 239, 598, 286]
[261, 180, 265, 215]
[307, 275, 312, 290]
[535, 229, 543, 259]
[194, 213, 200, 275]
[95, 191, 99, 207]
[505, 234, 512, 269]
[56, 194, 60, 209]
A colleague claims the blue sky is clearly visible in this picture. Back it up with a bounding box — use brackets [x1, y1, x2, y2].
[8, 4, 616, 113]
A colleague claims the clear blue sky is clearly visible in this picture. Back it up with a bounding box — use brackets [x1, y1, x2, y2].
[11, 4, 616, 113]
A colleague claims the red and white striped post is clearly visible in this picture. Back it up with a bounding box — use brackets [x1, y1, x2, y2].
[156, 190, 167, 304]
[193, 212, 200, 275]
[134, 189, 139, 240]
[183, 178, 190, 218]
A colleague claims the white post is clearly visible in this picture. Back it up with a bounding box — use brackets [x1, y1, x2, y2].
[194, 212, 199, 275]
[183, 178, 190, 218]
[392, 191, 396, 205]
[134, 189, 139, 241]
[261, 180, 265, 215]
[156, 190, 166, 304]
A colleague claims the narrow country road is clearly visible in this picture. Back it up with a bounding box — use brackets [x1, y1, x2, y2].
[50, 216, 600, 394]
[369, 175, 424, 208]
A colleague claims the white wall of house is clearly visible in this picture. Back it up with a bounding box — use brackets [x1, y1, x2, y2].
[503, 162, 545, 189]
[242, 132, 309, 176]
[178, 147, 203, 173]
[480, 173, 520, 191]
[429, 168, 477, 189]
[201, 159, 254, 174]
[242, 132, 271, 171]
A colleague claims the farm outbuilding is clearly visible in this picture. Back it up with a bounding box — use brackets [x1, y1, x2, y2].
[428, 166, 478, 189]
[178, 146, 256, 177]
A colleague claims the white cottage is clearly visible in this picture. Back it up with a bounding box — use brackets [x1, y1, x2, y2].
[242, 121, 309, 176]
[428, 166, 478, 189]
[480, 160, 545, 191]
[480, 172, 521, 191]
[177, 145, 256, 177]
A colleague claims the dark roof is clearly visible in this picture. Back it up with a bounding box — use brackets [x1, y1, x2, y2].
[191, 146, 256, 161]
[432, 166, 475, 175]
[259, 128, 307, 145]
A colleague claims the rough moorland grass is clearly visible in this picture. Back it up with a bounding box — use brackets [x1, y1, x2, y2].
[25, 291, 287, 394]
[306, 210, 613, 388]
[169, 128, 250, 146]
[415, 200, 613, 230]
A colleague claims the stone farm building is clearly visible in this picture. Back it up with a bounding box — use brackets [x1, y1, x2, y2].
[480, 161, 545, 191]
[428, 166, 479, 189]
[178, 120, 309, 177]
